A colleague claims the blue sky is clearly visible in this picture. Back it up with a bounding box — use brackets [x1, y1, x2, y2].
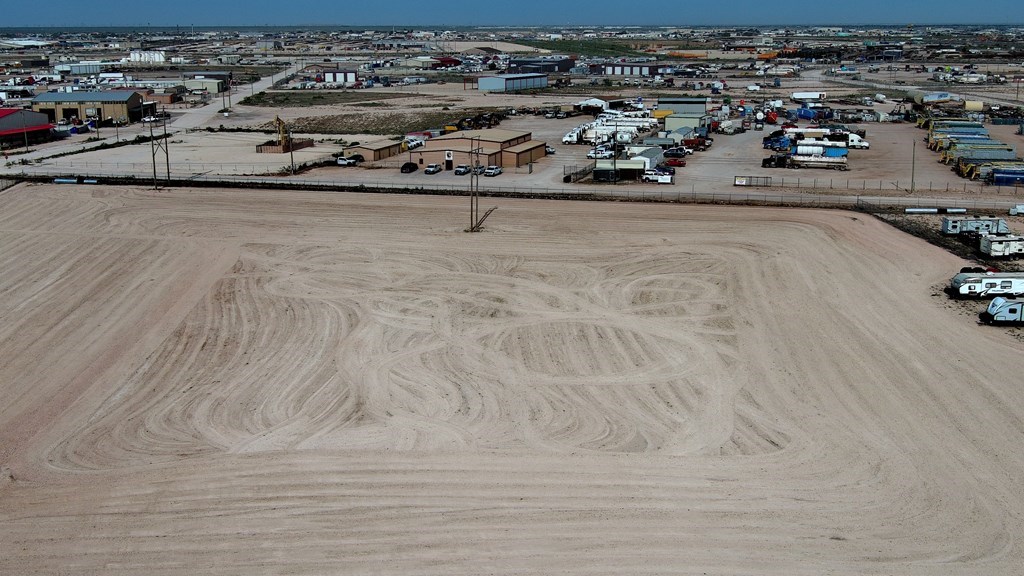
[1, 0, 1021, 27]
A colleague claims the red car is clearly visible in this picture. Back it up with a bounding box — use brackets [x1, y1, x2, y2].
[664, 157, 687, 167]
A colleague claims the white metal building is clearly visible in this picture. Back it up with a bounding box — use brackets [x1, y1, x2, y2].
[477, 73, 548, 92]
[323, 69, 359, 84]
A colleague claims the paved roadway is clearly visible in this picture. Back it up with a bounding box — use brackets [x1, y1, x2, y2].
[170, 64, 299, 130]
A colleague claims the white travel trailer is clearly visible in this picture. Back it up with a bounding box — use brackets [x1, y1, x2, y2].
[980, 234, 1024, 257]
[979, 297, 1024, 324]
[941, 216, 1010, 235]
[948, 271, 1024, 297]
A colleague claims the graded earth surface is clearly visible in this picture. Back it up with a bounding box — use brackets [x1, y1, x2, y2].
[1, 183, 1023, 575]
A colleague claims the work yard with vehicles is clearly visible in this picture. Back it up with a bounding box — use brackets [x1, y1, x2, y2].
[2, 184, 1024, 574]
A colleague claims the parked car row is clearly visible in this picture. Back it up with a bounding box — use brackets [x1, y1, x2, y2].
[396, 162, 503, 176]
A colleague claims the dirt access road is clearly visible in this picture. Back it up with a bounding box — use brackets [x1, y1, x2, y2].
[2, 183, 1024, 575]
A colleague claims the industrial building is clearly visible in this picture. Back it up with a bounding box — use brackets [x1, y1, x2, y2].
[183, 78, 225, 93]
[600, 63, 671, 77]
[657, 97, 713, 135]
[0, 108, 54, 149]
[477, 74, 547, 93]
[183, 71, 232, 84]
[409, 129, 547, 170]
[54, 62, 104, 76]
[346, 140, 404, 162]
[31, 92, 148, 124]
[657, 97, 711, 115]
[507, 57, 576, 74]
[322, 69, 359, 84]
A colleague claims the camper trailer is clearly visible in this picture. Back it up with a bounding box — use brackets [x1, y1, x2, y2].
[980, 234, 1024, 258]
[979, 297, 1024, 325]
[941, 216, 1010, 235]
[948, 271, 1024, 298]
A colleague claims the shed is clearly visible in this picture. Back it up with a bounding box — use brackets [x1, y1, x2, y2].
[665, 113, 712, 133]
[593, 158, 647, 181]
[184, 78, 224, 94]
[349, 140, 404, 162]
[629, 147, 666, 169]
[477, 74, 548, 93]
[657, 97, 710, 115]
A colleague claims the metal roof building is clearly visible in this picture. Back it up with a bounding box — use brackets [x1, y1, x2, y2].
[0, 108, 55, 149]
[477, 73, 548, 93]
[31, 91, 148, 124]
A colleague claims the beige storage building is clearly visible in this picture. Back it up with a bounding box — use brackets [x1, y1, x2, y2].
[409, 129, 546, 170]
[31, 91, 148, 124]
[348, 140, 404, 162]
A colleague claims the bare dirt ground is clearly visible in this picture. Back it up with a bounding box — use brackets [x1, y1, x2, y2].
[2, 183, 1024, 575]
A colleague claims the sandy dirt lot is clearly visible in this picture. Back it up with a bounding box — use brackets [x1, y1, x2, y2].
[2, 183, 1024, 575]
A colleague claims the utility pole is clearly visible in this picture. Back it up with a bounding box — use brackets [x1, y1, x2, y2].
[150, 120, 158, 189]
[470, 136, 480, 230]
[910, 139, 916, 194]
[21, 109, 29, 151]
[150, 111, 171, 188]
[288, 127, 295, 175]
[162, 108, 170, 181]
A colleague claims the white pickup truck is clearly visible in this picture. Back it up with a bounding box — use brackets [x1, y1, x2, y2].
[641, 170, 674, 184]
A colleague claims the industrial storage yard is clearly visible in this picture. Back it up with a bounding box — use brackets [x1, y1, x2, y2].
[3, 21, 1024, 576]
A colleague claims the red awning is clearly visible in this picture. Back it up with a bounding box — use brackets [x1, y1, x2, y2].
[0, 124, 54, 137]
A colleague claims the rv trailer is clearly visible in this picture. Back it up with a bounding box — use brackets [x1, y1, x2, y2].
[980, 234, 1024, 258]
[979, 297, 1024, 325]
[948, 271, 1024, 298]
[940, 216, 1010, 235]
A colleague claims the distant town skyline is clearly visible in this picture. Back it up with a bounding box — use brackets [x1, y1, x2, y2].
[2, 0, 1022, 28]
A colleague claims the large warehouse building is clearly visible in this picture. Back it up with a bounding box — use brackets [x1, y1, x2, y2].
[477, 73, 548, 92]
[0, 108, 54, 149]
[31, 92, 148, 124]
[409, 129, 547, 170]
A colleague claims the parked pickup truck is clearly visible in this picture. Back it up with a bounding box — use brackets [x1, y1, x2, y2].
[641, 170, 674, 184]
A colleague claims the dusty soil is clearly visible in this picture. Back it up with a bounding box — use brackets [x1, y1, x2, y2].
[2, 183, 1024, 575]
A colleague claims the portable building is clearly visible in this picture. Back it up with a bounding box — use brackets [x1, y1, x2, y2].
[943, 146, 1018, 165]
[940, 216, 1010, 235]
[183, 78, 225, 93]
[791, 92, 827, 103]
[991, 170, 1024, 186]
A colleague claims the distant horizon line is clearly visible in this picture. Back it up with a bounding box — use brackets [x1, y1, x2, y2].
[2, 23, 1024, 30]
